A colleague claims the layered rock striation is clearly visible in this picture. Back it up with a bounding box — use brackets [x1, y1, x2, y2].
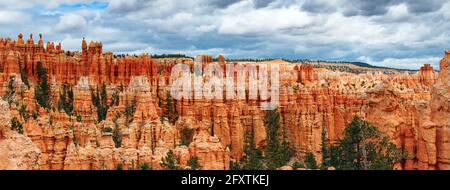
[0, 34, 448, 170]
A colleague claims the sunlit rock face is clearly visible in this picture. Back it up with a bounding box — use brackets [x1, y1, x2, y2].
[0, 34, 447, 170]
[429, 51, 450, 170]
[0, 100, 40, 170]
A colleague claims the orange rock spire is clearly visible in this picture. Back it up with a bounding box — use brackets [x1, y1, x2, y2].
[0, 34, 449, 170]
[17, 33, 24, 46]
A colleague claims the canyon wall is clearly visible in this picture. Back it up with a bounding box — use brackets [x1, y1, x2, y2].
[0, 100, 40, 170]
[0, 34, 448, 170]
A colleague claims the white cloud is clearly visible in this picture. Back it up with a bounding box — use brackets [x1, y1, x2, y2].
[108, 0, 144, 13]
[0, 11, 30, 24]
[358, 56, 442, 70]
[56, 13, 87, 32]
[294, 45, 316, 54]
[218, 3, 312, 35]
[89, 27, 122, 38]
[383, 3, 410, 22]
[105, 42, 148, 52]
[60, 34, 83, 50]
[196, 25, 216, 33]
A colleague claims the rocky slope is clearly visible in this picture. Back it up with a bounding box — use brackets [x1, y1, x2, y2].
[0, 100, 40, 170]
[0, 34, 448, 170]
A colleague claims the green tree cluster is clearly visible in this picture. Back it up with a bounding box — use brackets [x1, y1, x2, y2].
[18, 104, 30, 122]
[91, 84, 109, 122]
[165, 92, 179, 124]
[187, 156, 201, 170]
[325, 117, 404, 170]
[3, 76, 16, 105]
[304, 152, 318, 169]
[110, 89, 120, 107]
[35, 62, 50, 109]
[11, 117, 24, 134]
[321, 113, 329, 168]
[58, 84, 74, 116]
[140, 163, 151, 170]
[264, 109, 293, 169]
[112, 116, 122, 148]
[161, 150, 181, 170]
[19, 62, 29, 88]
[238, 125, 265, 170]
[231, 110, 293, 170]
[124, 95, 137, 124]
[180, 127, 194, 146]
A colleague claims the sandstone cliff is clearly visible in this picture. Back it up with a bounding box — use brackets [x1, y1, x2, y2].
[0, 34, 447, 170]
[0, 100, 40, 170]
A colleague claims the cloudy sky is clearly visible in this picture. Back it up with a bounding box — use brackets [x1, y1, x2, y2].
[0, 0, 449, 69]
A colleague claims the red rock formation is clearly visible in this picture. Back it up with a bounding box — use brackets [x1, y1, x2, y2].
[295, 64, 318, 84]
[429, 51, 450, 170]
[196, 55, 213, 65]
[0, 100, 41, 170]
[0, 34, 449, 170]
[361, 52, 448, 170]
[188, 124, 230, 170]
[0, 34, 158, 87]
[418, 64, 437, 87]
[218, 55, 225, 64]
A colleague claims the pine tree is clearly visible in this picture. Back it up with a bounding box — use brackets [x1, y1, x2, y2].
[11, 117, 24, 134]
[293, 161, 304, 169]
[305, 152, 318, 169]
[91, 84, 109, 122]
[110, 89, 119, 107]
[124, 95, 137, 125]
[187, 156, 201, 170]
[241, 122, 265, 170]
[165, 92, 179, 124]
[231, 110, 294, 170]
[35, 61, 50, 109]
[59, 84, 74, 116]
[18, 104, 29, 122]
[161, 150, 181, 170]
[264, 109, 292, 169]
[19, 61, 29, 88]
[112, 115, 122, 148]
[328, 116, 404, 170]
[180, 127, 194, 146]
[140, 163, 151, 170]
[3, 76, 16, 105]
[321, 112, 329, 169]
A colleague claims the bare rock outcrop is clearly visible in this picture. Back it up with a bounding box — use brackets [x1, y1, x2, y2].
[0, 33, 448, 170]
[0, 100, 40, 170]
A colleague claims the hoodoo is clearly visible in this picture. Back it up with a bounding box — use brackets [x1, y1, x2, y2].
[0, 34, 447, 170]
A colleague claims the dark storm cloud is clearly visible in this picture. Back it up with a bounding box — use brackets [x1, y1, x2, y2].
[301, 0, 336, 13]
[253, 0, 275, 8]
[338, 0, 447, 17]
[406, 0, 446, 13]
[342, 0, 398, 16]
[209, 0, 241, 8]
[108, 0, 242, 12]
